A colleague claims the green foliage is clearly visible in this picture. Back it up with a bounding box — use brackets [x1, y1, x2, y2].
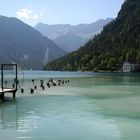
[44, 0, 140, 71]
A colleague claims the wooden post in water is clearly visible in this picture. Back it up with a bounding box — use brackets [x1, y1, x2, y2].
[1, 93, 4, 101]
[13, 91, 16, 99]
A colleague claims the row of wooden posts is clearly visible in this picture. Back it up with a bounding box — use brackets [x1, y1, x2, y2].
[20, 79, 70, 94]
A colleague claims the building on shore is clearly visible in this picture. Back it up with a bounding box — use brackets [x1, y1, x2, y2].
[123, 62, 140, 72]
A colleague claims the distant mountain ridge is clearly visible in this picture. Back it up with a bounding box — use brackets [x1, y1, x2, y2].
[0, 15, 65, 69]
[44, 0, 140, 71]
[35, 18, 113, 52]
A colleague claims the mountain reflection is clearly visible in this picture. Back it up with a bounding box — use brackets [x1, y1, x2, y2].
[0, 101, 18, 129]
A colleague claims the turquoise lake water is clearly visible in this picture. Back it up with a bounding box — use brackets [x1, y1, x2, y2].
[0, 71, 140, 140]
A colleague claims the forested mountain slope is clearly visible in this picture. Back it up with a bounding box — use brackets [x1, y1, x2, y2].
[45, 0, 140, 71]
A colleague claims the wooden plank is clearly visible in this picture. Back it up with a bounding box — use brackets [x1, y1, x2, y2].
[0, 88, 17, 101]
[0, 88, 17, 93]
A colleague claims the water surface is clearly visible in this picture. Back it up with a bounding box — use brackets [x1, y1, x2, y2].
[0, 71, 140, 140]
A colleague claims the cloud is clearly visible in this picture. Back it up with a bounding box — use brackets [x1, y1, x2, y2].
[16, 9, 40, 20]
[40, 13, 44, 17]
[33, 14, 39, 20]
[39, 6, 46, 17]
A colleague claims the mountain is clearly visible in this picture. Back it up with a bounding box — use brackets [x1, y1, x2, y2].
[35, 18, 113, 52]
[44, 0, 140, 71]
[0, 15, 66, 69]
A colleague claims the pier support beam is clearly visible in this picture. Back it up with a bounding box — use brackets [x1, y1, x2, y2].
[1, 93, 4, 101]
[13, 92, 16, 99]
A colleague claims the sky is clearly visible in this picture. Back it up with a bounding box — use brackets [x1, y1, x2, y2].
[0, 0, 124, 26]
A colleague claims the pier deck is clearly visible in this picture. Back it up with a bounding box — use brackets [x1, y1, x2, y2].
[0, 64, 18, 101]
[0, 88, 17, 101]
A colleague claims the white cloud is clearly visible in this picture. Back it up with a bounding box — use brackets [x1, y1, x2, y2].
[16, 9, 40, 20]
[39, 6, 46, 17]
[33, 14, 39, 20]
[40, 13, 44, 17]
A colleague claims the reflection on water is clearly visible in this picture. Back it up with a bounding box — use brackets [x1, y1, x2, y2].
[0, 101, 18, 129]
[0, 95, 121, 140]
[0, 71, 140, 140]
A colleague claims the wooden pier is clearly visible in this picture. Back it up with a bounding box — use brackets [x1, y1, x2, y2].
[0, 64, 18, 101]
[0, 88, 17, 101]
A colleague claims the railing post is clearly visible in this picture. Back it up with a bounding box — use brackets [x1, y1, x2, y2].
[1, 64, 4, 91]
[15, 64, 18, 90]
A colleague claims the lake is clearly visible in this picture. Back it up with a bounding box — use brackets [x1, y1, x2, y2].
[0, 71, 140, 140]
